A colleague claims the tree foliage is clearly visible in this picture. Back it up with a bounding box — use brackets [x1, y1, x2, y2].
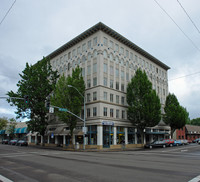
[7, 57, 58, 137]
[190, 118, 200, 126]
[51, 66, 85, 140]
[7, 118, 17, 138]
[127, 69, 161, 144]
[0, 117, 8, 130]
[163, 93, 189, 137]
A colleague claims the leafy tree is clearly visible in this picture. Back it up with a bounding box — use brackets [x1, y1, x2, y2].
[127, 69, 161, 144]
[190, 118, 200, 126]
[7, 57, 58, 143]
[0, 117, 8, 130]
[163, 93, 189, 138]
[51, 66, 85, 143]
[7, 118, 17, 139]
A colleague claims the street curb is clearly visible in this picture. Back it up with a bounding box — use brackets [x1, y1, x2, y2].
[188, 175, 200, 182]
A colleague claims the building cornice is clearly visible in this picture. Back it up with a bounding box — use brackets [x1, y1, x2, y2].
[47, 22, 170, 70]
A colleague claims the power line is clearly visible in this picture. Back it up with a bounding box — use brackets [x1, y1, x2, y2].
[0, 0, 16, 26]
[177, 0, 200, 34]
[154, 0, 200, 53]
[169, 71, 200, 81]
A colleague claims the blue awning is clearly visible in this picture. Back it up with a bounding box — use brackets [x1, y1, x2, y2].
[0, 130, 5, 134]
[21, 127, 28, 133]
[15, 128, 21, 134]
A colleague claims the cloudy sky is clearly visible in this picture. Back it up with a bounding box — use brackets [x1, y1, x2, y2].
[0, 0, 200, 121]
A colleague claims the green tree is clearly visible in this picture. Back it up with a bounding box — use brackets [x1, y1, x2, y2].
[163, 93, 189, 138]
[127, 69, 161, 144]
[7, 57, 58, 143]
[0, 117, 8, 130]
[51, 66, 85, 144]
[7, 118, 17, 139]
[190, 118, 200, 126]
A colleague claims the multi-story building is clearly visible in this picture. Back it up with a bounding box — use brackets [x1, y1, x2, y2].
[30, 22, 170, 149]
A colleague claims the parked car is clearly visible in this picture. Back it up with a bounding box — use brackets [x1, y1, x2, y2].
[198, 140, 200, 145]
[182, 139, 189, 145]
[162, 139, 174, 147]
[16, 140, 28, 146]
[145, 140, 168, 149]
[173, 140, 182, 146]
[2, 139, 9, 144]
[9, 139, 19, 145]
[192, 138, 200, 143]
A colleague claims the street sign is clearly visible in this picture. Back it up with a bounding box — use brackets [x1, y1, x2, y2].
[49, 107, 54, 113]
[82, 127, 87, 134]
[59, 108, 68, 112]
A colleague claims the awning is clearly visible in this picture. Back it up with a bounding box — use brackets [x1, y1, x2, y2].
[0, 130, 5, 134]
[21, 127, 28, 133]
[15, 128, 21, 134]
[74, 130, 84, 135]
[60, 129, 70, 135]
[47, 126, 64, 135]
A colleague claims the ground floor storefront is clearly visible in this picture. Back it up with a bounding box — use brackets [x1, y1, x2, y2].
[28, 120, 170, 149]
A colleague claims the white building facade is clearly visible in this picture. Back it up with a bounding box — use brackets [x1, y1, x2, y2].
[43, 22, 170, 149]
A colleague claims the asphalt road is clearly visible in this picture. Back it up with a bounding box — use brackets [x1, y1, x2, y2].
[0, 143, 200, 182]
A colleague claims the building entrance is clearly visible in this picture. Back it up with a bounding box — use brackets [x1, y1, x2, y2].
[103, 125, 113, 148]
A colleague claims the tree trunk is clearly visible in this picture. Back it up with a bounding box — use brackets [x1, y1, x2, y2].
[171, 128, 175, 139]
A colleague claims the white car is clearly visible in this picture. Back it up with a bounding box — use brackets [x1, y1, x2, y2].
[198, 140, 200, 144]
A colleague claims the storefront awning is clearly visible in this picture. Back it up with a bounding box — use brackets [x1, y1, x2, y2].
[14, 128, 21, 134]
[73, 130, 84, 135]
[21, 127, 28, 133]
[0, 130, 5, 134]
[13, 127, 28, 134]
[47, 126, 64, 135]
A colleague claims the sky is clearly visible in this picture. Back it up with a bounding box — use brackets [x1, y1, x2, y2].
[0, 0, 200, 121]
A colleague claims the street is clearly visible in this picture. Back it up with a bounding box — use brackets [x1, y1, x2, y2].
[0, 144, 200, 182]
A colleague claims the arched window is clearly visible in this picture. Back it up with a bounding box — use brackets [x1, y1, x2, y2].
[115, 56, 119, 64]
[88, 53, 92, 61]
[103, 50, 107, 59]
[82, 56, 86, 63]
[72, 60, 76, 68]
[77, 58, 81, 64]
[110, 53, 113, 61]
[126, 61, 129, 68]
[121, 58, 124, 66]
[93, 50, 97, 58]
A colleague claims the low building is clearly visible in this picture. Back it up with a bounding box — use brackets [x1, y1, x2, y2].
[174, 124, 200, 142]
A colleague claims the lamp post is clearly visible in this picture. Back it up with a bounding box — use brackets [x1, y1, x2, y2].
[67, 85, 86, 150]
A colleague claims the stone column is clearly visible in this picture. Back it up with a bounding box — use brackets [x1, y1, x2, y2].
[97, 125, 103, 146]
[55, 135, 58, 145]
[113, 126, 117, 145]
[125, 127, 128, 144]
[35, 134, 37, 144]
[47, 135, 50, 144]
[63, 135, 66, 146]
[41, 136, 43, 145]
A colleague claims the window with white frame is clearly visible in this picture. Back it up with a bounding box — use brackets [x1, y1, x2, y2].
[104, 92, 107, 101]
[110, 66, 114, 75]
[93, 37, 97, 46]
[110, 94, 114, 102]
[104, 107, 107, 116]
[116, 109, 119, 118]
[104, 63, 108, 73]
[116, 68, 119, 77]
[110, 79, 114, 88]
[93, 77, 97, 86]
[115, 44, 119, 52]
[93, 63, 97, 73]
[93, 107, 97, 117]
[103, 37, 108, 46]
[88, 40, 92, 49]
[116, 95, 119, 104]
[93, 92, 97, 101]
[110, 108, 114, 118]
[104, 77, 107, 86]
[87, 93, 91, 102]
[87, 79, 91, 88]
[87, 65, 91, 75]
[116, 81, 119, 90]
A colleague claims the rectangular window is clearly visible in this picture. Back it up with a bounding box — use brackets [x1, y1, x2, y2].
[103, 37, 108, 46]
[110, 94, 114, 102]
[121, 96, 125, 105]
[93, 63, 97, 73]
[116, 109, 119, 118]
[110, 109, 114, 118]
[82, 68, 85, 77]
[115, 44, 119, 52]
[115, 68, 119, 77]
[88, 40, 92, 49]
[110, 66, 114, 75]
[104, 107, 107, 116]
[93, 107, 97, 117]
[122, 110, 125, 119]
[135, 55, 138, 64]
[77, 46, 81, 54]
[87, 108, 90, 117]
[121, 84, 124, 92]
[87, 65, 91, 75]
[120, 47, 124, 54]
[130, 52, 133, 59]
[121, 71, 124, 80]
[93, 77, 97, 86]
[72, 49, 76, 57]
[87, 79, 91, 88]
[104, 63, 108, 73]
[82, 43, 86, 52]
[116, 95, 119, 104]
[126, 73, 129, 81]
[68, 52, 71, 60]
[116, 82, 119, 90]
[93, 37, 97, 46]
[110, 79, 113, 88]
[104, 77, 107, 86]
[126, 50, 129, 57]
[87, 93, 91, 102]
[109, 40, 114, 49]
[93, 92, 97, 101]
[104, 92, 107, 101]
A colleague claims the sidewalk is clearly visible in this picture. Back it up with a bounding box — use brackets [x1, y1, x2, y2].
[28, 144, 143, 152]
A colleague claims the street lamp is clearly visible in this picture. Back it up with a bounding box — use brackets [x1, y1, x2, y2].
[67, 85, 86, 150]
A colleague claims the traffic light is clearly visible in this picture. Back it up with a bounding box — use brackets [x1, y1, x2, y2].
[24, 95, 29, 104]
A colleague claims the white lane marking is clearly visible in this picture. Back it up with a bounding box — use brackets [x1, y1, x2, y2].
[0, 175, 13, 182]
[188, 175, 200, 182]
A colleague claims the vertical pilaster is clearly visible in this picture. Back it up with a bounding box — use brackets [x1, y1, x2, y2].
[97, 125, 103, 146]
